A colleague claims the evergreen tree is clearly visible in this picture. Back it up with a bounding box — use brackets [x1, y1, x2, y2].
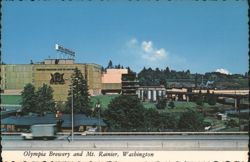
[67, 68, 91, 116]
[101, 66, 105, 72]
[107, 60, 113, 69]
[36, 84, 55, 114]
[56, 101, 68, 113]
[21, 83, 37, 114]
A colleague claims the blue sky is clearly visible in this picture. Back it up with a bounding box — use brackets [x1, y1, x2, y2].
[2, 1, 248, 74]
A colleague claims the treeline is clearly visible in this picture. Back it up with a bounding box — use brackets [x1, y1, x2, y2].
[101, 60, 134, 73]
[138, 67, 248, 89]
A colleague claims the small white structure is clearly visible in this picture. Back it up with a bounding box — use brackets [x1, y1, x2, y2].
[216, 113, 227, 121]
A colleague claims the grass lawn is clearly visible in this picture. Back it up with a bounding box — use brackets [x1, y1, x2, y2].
[1, 95, 22, 105]
[173, 101, 197, 109]
[142, 102, 156, 109]
[90, 95, 120, 109]
[91, 95, 162, 110]
[204, 116, 225, 128]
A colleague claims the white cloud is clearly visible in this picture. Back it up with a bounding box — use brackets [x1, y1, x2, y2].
[215, 68, 231, 75]
[142, 41, 153, 53]
[139, 40, 168, 62]
[120, 37, 186, 72]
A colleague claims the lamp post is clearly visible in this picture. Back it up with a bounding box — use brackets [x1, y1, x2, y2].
[95, 102, 101, 132]
[66, 77, 75, 142]
[71, 85, 74, 141]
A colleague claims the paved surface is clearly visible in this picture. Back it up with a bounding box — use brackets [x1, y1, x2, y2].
[2, 135, 248, 151]
[2, 134, 249, 140]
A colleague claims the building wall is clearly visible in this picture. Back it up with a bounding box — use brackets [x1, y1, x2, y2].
[102, 69, 128, 83]
[1, 60, 102, 102]
[101, 69, 128, 93]
[33, 64, 84, 101]
[86, 64, 102, 96]
[121, 73, 139, 96]
[1, 65, 33, 91]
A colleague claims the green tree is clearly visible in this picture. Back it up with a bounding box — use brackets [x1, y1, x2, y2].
[92, 99, 101, 117]
[178, 110, 205, 131]
[168, 101, 175, 109]
[144, 108, 160, 131]
[104, 95, 145, 131]
[159, 112, 178, 131]
[226, 119, 238, 128]
[156, 98, 167, 109]
[66, 68, 91, 116]
[55, 101, 68, 113]
[107, 60, 113, 69]
[21, 83, 37, 114]
[196, 91, 204, 106]
[36, 84, 55, 114]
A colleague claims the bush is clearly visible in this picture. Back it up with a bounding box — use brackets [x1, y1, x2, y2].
[168, 101, 175, 109]
[226, 119, 238, 128]
[156, 99, 167, 109]
[196, 95, 204, 106]
[178, 110, 205, 131]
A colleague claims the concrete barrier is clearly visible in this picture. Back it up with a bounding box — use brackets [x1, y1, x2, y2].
[2, 139, 248, 151]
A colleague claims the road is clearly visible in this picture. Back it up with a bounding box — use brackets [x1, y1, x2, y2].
[2, 134, 248, 151]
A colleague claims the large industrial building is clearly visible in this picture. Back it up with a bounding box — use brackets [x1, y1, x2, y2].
[1, 52, 158, 105]
[0, 58, 102, 102]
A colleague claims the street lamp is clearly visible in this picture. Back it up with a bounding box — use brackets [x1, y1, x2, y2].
[66, 77, 75, 142]
[95, 102, 101, 132]
[71, 85, 74, 141]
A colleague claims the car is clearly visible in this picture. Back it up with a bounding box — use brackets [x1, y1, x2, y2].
[204, 126, 211, 131]
[87, 127, 98, 132]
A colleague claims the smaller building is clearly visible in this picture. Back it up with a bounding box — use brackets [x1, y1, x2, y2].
[121, 73, 139, 96]
[1, 113, 107, 132]
[101, 69, 128, 94]
[1, 109, 21, 119]
[216, 113, 227, 121]
[137, 85, 166, 102]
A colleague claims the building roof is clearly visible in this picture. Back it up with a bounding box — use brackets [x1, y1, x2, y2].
[61, 114, 106, 127]
[1, 113, 106, 127]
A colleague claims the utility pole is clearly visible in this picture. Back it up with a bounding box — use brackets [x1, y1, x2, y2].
[71, 85, 74, 141]
[96, 101, 101, 132]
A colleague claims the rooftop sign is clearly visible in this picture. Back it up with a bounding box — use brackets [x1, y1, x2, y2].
[55, 44, 75, 58]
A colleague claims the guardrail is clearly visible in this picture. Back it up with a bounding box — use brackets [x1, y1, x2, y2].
[83, 132, 249, 136]
[3, 131, 247, 136]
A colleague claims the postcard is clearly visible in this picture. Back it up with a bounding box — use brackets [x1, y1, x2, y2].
[1, 1, 248, 162]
